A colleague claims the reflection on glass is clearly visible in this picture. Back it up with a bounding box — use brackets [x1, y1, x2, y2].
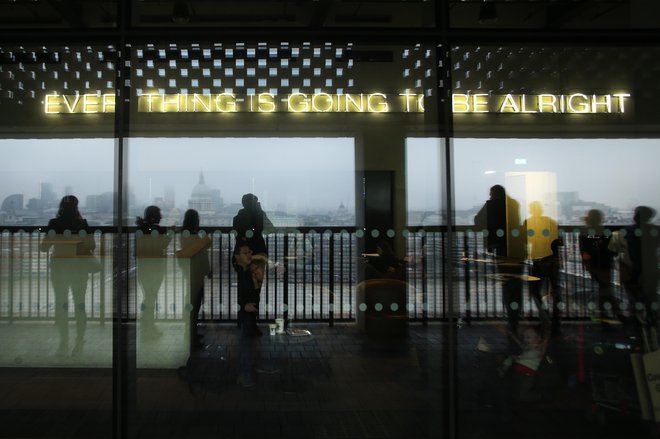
[454, 139, 660, 225]
[127, 137, 356, 227]
[406, 138, 443, 226]
[0, 139, 113, 368]
[0, 139, 115, 226]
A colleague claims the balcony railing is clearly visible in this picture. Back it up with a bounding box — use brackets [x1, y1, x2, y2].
[0, 226, 633, 325]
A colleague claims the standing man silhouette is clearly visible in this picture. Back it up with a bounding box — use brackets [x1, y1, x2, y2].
[475, 185, 526, 338]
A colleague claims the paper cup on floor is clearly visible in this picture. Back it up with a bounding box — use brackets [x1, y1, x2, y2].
[275, 318, 285, 334]
[268, 324, 277, 336]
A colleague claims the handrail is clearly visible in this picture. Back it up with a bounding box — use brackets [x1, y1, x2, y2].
[0, 225, 644, 325]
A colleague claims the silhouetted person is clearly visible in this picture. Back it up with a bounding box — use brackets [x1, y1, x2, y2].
[365, 240, 406, 280]
[40, 195, 96, 357]
[234, 242, 258, 387]
[233, 193, 273, 261]
[179, 209, 211, 350]
[622, 206, 658, 327]
[135, 205, 171, 339]
[523, 201, 562, 336]
[579, 209, 619, 323]
[475, 185, 526, 337]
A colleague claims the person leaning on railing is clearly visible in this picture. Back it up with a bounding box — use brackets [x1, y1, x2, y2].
[135, 205, 172, 340]
[39, 195, 96, 358]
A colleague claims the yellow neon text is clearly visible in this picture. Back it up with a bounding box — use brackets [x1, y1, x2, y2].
[452, 93, 631, 114]
[44, 92, 425, 114]
[399, 92, 424, 112]
[44, 93, 116, 114]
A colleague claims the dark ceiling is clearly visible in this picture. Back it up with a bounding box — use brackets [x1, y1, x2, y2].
[0, 0, 654, 31]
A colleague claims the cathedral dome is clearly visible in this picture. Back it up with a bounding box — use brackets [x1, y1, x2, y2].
[189, 171, 221, 214]
[191, 172, 213, 199]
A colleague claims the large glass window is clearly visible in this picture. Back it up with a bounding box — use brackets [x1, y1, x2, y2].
[126, 137, 356, 227]
[2, 13, 659, 439]
[452, 45, 660, 439]
[0, 44, 115, 438]
[120, 40, 448, 438]
[454, 138, 660, 225]
[0, 139, 115, 226]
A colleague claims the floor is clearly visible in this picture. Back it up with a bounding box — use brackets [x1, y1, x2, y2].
[1, 320, 658, 439]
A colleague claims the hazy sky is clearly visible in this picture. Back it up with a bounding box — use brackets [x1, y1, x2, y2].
[127, 137, 356, 212]
[451, 138, 660, 213]
[0, 138, 357, 213]
[2, 137, 659, 217]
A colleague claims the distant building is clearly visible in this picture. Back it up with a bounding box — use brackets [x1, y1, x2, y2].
[0, 194, 24, 223]
[85, 192, 114, 214]
[40, 182, 58, 209]
[1, 194, 24, 213]
[163, 186, 176, 210]
[188, 172, 224, 225]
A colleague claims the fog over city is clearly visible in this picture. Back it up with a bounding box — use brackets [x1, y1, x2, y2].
[409, 138, 660, 224]
[0, 137, 356, 217]
[1, 137, 660, 225]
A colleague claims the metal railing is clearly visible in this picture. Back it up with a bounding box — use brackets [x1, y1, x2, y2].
[0, 225, 634, 325]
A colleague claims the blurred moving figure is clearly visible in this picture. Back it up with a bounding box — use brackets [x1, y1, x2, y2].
[579, 209, 620, 324]
[611, 206, 659, 329]
[524, 201, 562, 337]
[475, 185, 526, 337]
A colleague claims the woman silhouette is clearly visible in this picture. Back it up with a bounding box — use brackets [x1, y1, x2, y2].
[135, 205, 171, 339]
[179, 209, 211, 349]
[40, 195, 96, 357]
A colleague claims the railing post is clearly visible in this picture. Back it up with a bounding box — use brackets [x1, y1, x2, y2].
[329, 234, 335, 327]
[463, 232, 471, 325]
[100, 231, 106, 325]
[8, 231, 15, 323]
[421, 232, 428, 324]
[283, 233, 289, 324]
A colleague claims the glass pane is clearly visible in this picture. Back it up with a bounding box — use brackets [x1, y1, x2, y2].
[453, 45, 660, 439]
[126, 137, 356, 227]
[126, 40, 448, 438]
[406, 137, 444, 226]
[0, 42, 115, 438]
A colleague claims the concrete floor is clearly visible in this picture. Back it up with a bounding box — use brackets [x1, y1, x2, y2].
[0, 320, 658, 439]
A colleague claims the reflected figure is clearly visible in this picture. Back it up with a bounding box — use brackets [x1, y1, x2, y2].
[364, 240, 406, 281]
[234, 242, 258, 387]
[475, 185, 526, 337]
[233, 193, 273, 262]
[524, 201, 562, 336]
[179, 209, 212, 350]
[135, 205, 172, 339]
[234, 242, 279, 388]
[497, 324, 549, 402]
[579, 209, 620, 323]
[620, 206, 658, 327]
[40, 195, 96, 357]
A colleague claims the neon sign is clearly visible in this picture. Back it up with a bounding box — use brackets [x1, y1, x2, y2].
[42, 91, 632, 115]
[43, 92, 425, 114]
[452, 93, 631, 114]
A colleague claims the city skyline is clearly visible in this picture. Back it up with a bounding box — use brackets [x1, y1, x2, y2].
[2, 137, 660, 225]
